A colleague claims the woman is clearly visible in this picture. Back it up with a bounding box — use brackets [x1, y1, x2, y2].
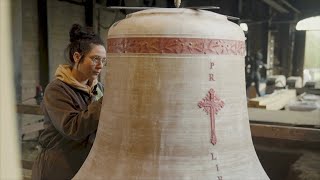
[32, 24, 107, 180]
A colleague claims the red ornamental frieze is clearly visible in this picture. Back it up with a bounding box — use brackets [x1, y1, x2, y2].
[107, 37, 246, 56]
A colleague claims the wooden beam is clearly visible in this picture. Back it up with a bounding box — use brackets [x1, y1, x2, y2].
[261, 0, 289, 13]
[22, 160, 34, 170]
[17, 104, 43, 115]
[15, 104, 320, 144]
[248, 89, 296, 110]
[248, 108, 320, 126]
[250, 123, 320, 143]
[21, 122, 44, 135]
[58, 0, 85, 6]
[279, 0, 300, 13]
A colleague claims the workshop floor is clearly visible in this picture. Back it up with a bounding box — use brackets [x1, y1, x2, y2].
[21, 140, 40, 180]
[21, 139, 320, 180]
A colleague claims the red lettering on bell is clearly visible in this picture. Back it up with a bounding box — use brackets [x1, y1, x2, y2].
[210, 62, 215, 69]
[209, 74, 215, 81]
[211, 153, 217, 160]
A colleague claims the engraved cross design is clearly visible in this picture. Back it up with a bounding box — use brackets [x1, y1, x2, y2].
[198, 89, 224, 145]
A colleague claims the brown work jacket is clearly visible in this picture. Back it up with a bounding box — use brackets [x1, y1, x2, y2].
[32, 78, 104, 180]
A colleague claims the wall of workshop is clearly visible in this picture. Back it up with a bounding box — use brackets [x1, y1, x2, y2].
[19, 0, 85, 103]
[19, 0, 270, 96]
[19, 0, 128, 101]
[21, 0, 39, 104]
[17, 0, 86, 139]
[19, 0, 249, 96]
[47, 1, 85, 80]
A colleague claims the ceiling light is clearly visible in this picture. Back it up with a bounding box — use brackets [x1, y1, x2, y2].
[296, 16, 320, 31]
[240, 23, 248, 32]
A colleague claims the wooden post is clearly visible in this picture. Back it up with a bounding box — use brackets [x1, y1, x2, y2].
[11, 0, 22, 103]
[38, 0, 49, 89]
[85, 0, 95, 28]
[0, 0, 22, 178]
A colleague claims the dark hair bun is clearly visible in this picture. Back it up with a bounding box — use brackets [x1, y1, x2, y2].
[69, 24, 94, 43]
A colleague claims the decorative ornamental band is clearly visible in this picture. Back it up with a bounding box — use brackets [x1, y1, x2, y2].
[107, 37, 246, 56]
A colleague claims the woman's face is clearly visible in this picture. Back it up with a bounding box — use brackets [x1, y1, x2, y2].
[76, 44, 107, 80]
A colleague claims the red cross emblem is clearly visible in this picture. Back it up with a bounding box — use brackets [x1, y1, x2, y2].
[198, 89, 224, 145]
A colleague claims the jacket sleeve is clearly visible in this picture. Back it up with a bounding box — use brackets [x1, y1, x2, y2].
[43, 83, 103, 141]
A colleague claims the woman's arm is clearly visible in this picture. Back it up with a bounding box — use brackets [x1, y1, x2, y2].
[43, 83, 102, 141]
